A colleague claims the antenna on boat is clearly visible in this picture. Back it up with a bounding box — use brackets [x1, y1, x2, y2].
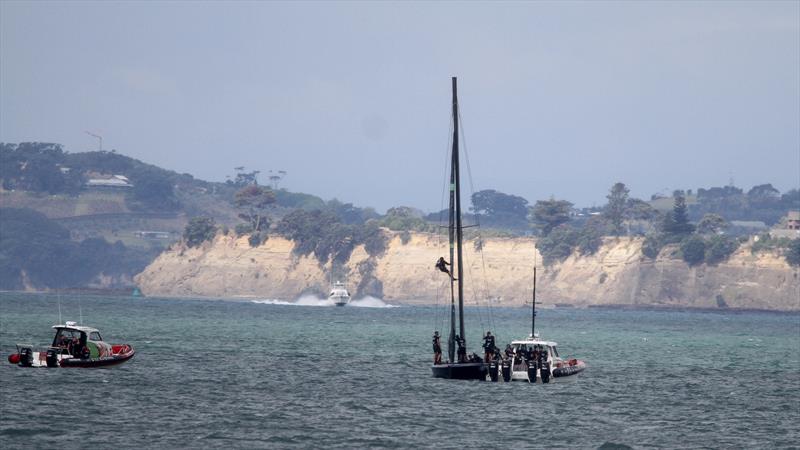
[79, 297, 83, 325]
[58, 293, 62, 324]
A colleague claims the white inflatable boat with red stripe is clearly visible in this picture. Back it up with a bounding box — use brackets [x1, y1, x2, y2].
[7, 321, 135, 368]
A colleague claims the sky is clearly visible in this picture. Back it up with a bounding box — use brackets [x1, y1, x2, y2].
[1, 1, 798, 212]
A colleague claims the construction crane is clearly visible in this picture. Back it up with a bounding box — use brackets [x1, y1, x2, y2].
[85, 131, 103, 151]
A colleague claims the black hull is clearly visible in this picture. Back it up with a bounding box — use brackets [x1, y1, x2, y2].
[552, 364, 585, 378]
[431, 362, 487, 380]
[60, 351, 135, 368]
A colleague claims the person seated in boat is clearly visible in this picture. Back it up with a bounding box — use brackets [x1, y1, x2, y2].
[432, 331, 442, 365]
[504, 344, 514, 359]
[55, 335, 68, 348]
[482, 331, 496, 361]
[455, 334, 467, 363]
[469, 353, 482, 363]
[435, 257, 457, 281]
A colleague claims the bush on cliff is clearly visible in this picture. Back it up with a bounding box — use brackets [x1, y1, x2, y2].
[680, 235, 707, 266]
[642, 233, 664, 259]
[704, 235, 739, 265]
[276, 209, 389, 264]
[183, 217, 217, 248]
[786, 239, 800, 267]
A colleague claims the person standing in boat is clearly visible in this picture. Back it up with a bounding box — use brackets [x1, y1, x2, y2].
[455, 334, 467, 363]
[432, 331, 442, 365]
[482, 331, 496, 361]
[435, 257, 457, 280]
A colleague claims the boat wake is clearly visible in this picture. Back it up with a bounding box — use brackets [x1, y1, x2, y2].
[348, 296, 399, 308]
[251, 295, 334, 307]
[251, 295, 398, 308]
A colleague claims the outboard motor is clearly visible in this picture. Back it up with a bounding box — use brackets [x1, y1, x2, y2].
[19, 348, 33, 367]
[46, 348, 59, 368]
[527, 359, 538, 383]
[501, 358, 511, 382]
[540, 358, 551, 384]
[489, 359, 499, 382]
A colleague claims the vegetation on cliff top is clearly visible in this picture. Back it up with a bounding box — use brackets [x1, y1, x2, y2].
[4, 142, 798, 290]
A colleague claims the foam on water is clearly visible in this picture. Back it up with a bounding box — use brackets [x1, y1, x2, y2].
[251, 295, 397, 308]
[251, 296, 334, 307]
[348, 296, 399, 308]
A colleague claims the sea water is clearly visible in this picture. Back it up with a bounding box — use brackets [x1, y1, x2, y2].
[0, 292, 798, 448]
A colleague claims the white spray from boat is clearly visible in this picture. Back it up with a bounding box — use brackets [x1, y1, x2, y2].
[251, 295, 398, 308]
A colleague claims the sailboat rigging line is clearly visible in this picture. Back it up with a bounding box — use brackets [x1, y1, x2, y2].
[433, 105, 454, 337]
[456, 102, 497, 337]
[452, 78, 466, 349]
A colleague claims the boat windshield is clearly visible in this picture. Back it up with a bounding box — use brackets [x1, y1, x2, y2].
[89, 331, 103, 342]
[53, 329, 85, 347]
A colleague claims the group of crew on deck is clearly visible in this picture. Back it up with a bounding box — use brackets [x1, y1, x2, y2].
[432, 330, 546, 366]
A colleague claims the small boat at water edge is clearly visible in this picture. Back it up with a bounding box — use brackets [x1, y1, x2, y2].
[7, 321, 135, 368]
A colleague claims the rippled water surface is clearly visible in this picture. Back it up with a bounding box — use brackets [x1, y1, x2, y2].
[1, 292, 798, 448]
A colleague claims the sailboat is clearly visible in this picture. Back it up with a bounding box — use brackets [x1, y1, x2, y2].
[431, 77, 489, 381]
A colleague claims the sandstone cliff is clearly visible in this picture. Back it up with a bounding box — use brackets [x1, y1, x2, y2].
[134, 232, 800, 311]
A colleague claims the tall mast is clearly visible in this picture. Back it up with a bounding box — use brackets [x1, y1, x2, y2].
[532, 265, 537, 337]
[452, 77, 466, 344]
[447, 78, 458, 364]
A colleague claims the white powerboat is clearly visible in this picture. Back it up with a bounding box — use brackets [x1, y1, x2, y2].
[329, 281, 350, 306]
[489, 334, 586, 383]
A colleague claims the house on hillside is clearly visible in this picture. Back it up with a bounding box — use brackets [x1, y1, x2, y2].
[134, 231, 171, 239]
[770, 211, 800, 239]
[729, 220, 768, 237]
[85, 174, 133, 189]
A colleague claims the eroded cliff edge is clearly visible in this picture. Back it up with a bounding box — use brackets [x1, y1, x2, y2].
[134, 232, 800, 311]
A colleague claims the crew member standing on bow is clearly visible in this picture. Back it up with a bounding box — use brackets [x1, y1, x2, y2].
[432, 331, 442, 365]
[455, 334, 467, 363]
[483, 331, 496, 361]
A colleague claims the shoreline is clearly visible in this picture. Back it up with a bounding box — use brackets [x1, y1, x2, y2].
[2, 289, 798, 315]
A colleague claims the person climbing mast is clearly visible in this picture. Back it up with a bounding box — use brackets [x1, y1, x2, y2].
[435, 256, 457, 280]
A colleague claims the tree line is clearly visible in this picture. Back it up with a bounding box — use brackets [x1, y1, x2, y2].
[0, 207, 156, 290]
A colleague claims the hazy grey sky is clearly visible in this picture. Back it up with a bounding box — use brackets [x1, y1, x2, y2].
[2, 1, 798, 212]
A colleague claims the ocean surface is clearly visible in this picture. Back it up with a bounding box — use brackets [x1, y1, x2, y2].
[1, 292, 798, 449]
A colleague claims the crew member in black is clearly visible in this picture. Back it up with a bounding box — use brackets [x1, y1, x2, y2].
[435, 257, 457, 280]
[482, 331, 496, 361]
[504, 344, 514, 359]
[455, 334, 467, 363]
[432, 331, 442, 365]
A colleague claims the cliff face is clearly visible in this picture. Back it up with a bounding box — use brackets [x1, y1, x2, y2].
[134, 232, 800, 311]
